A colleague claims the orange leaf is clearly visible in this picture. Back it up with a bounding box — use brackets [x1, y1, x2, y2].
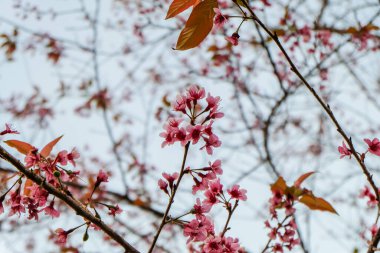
[299, 194, 338, 214]
[175, 0, 218, 50]
[271, 176, 287, 193]
[165, 0, 200, 19]
[23, 178, 34, 196]
[294, 171, 315, 188]
[40, 135, 63, 158]
[4, 140, 34, 155]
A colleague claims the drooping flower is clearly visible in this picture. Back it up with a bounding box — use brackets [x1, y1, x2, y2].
[54, 228, 68, 245]
[226, 33, 240, 46]
[43, 200, 60, 218]
[213, 8, 228, 29]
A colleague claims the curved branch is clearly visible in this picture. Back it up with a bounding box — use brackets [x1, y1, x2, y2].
[0, 145, 140, 253]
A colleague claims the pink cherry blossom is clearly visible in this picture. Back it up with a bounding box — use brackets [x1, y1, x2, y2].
[56, 150, 68, 165]
[193, 198, 211, 219]
[54, 228, 68, 245]
[209, 179, 223, 195]
[187, 85, 206, 101]
[96, 170, 109, 185]
[67, 148, 80, 166]
[24, 148, 40, 168]
[158, 179, 169, 194]
[172, 94, 187, 113]
[227, 185, 247, 201]
[184, 216, 214, 243]
[0, 123, 19, 135]
[7, 189, 25, 217]
[364, 138, 380, 156]
[226, 33, 240, 46]
[43, 200, 60, 218]
[206, 93, 221, 111]
[203, 236, 222, 252]
[203, 190, 219, 210]
[209, 160, 223, 176]
[108, 204, 122, 216]
[338, 141, 352, 159]
[160, 126, 178, 147]
[359, 186, 378, 207]
[213, 8, 228, 29]
[187, 125, 204, 144]
[201, 134, 221, 155]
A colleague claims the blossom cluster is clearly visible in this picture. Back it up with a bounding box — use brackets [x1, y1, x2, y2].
[159, 86, 247, 252]
[264, 189, 300, 252]
[160, 85, 223, 155]
[0, 124, 121, 247]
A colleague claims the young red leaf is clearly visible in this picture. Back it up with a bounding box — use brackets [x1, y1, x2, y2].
[175, 0, 218, 50]
[294, 171, 315, 188]
[271, 176, 287, 193]
[299, 194, 338, 214]
[40, 135, 63, 158]
[23, 178, 34, 196]
[165, 0, 200, 19]
[4, 140, 34, 155]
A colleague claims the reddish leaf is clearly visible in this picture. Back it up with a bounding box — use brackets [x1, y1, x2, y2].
[40, 135, 63, 158]
[271, 176, 287, 193]
[4, 140, 34, 155]
[23, 178, 34, 196]
[294, 171, 315, 188]
[299, 194, 338, 214]
[165, 0, 200, 19]
[175, 0, 218, 50]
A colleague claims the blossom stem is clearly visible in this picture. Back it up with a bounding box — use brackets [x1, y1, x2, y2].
[148, 142, 190, 253]
[221, 200, 238, 237]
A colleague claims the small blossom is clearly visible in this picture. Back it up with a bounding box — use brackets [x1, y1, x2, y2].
[24, 148, 40, 168]
[203, 190, 219, 210]
[203, 236, 222, 252]
[193, 198, 211, 219]
[162, 172, 179, 189]
[226, 33, 240, 46]
[187, 125, 204, 144]
[67, 148, 80, 166]
[209, 159, 223, 175]
[7, 189, 25, 217]
[173, 94, 187, 113]
[0, 123, 19, 135]
[96, 170, 109, 185]
[364, 138, 380, 156]
[108, 204, 122, 216]
[54, 228, 68, 245]
[56, 150, 68, 165]
[227, 185, 247, 201]
[338, 141, 352, 159]
[187, 85, 206, 101]
[208, 179, 223, 195]
[43, 200, 60, 218]
[158, 179, 169, 194]
[201, 134, 221, 155]
[213, 8, 228, 29]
